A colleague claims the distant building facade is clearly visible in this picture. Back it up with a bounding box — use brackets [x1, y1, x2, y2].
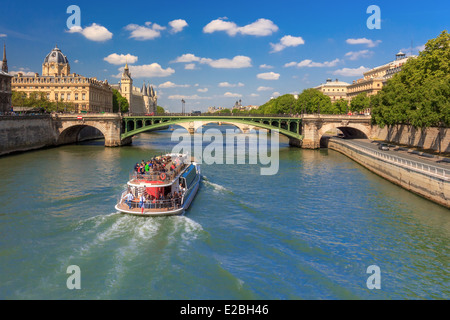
[11, 45, 113, 113]
[0, 44, 12, 113]
[314, 79, 350, 102]
[347, 52, 414, 100]
[111, 63, 157, 114]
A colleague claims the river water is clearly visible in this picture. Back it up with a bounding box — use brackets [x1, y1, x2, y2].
[0, 126, 449, 300]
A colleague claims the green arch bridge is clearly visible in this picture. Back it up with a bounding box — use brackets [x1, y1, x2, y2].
[121, 115, 303, 141]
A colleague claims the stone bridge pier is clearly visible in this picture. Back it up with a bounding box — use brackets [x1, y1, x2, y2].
[301, 115, 373, 149]
[52, 113, 130, 147]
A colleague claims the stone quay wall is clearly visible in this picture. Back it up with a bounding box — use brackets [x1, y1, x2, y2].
[0, 115, 57, 156]
[328, 138, 450, 208]
[371, 125, 449, 153]
[0, 114, 123, 157]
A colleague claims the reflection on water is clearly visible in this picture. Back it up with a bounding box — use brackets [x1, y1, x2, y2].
[0, 128, 448, 300]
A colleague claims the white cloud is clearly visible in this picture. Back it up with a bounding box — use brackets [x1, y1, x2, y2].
[9, 70, 36, 76]
[68, 23, 113, 42]
[173, 54, 252, 69]
[168, 94, 211, 100]
[114, 63, 175, 78]
[257, 72, 280, 80]
[257, 86, 273, 92]
[270, 35, 305, 53]
[284, 58, 340, 68]
[0, 34, 7, 38]
[104, 53, 138, 65]
[344, 50, 374, 61]
[172, 54, 201, 63]
[203, 18, 278, 37]
[125, 23, 162, 40]
[184, 63, 196, 70]
[250, 93, 259, 97]
[272, 92, 281, 98]
[169, 19, 188, 33]
[346, 38, 382, 48]
[259, 64, 274, 69]
[145, 22, 166, 31]
[332, 66, 370, 77]
[158, 81, 190, 88]
[197, 88, 208, 93]
[74, 60, 79, 63]
[224, 92, 243, 98]
[218, 82, 245, 88]
[207, 56, 252, 69]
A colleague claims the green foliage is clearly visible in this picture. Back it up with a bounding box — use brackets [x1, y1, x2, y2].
[371, 30, 450, 128]
[156, 106, 165, 114]
[296, 89, 332, 114]
[350, 93, 370, 113]
[112, 89, 129, 113]
[12, 91, 76, 112]
[333, 99, 349, 114]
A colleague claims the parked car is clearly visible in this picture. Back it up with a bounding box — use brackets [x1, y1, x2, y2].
[378, 143, 389, 151]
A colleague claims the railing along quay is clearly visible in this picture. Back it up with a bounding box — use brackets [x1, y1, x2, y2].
[340, 139, 450, 180]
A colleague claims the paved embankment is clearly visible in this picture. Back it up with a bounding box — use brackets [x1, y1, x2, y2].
[328, 138, 450, 208]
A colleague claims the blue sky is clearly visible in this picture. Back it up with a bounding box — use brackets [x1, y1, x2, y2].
[1, 0, 448, 112]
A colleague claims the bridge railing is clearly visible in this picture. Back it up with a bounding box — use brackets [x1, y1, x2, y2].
[340, 139, 450, 180]
[127, 113, 300, 118]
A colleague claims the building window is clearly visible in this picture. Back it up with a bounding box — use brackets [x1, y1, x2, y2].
[67, 94, 71, 101]
[75, 93, 79, 101]
[82, 93, 86, 101]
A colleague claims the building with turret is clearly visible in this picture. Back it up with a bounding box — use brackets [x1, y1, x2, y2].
[11, 45, 113, 113]
[0, 43, 12, 113]
[347, 52, 415, 100]
[111, 63, 157, 114]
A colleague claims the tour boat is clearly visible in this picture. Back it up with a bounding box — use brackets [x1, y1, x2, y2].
[115, 153, 201, 216]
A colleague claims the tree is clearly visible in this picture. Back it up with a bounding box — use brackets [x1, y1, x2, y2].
[156, 106, 165, 114]
[333, 99, 349, 114]
[371, 30, 450, 128]
[350, 93, 370, 113]
[296, 89, 332, 114]
[112, 89, 129, 113]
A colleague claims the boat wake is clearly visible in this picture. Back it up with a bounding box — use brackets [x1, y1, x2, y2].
[53, 212, 204, 298]
[202, 176, 231, 193]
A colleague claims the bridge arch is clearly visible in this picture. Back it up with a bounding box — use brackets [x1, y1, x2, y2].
[318, 122, 371, 140]
[57, 123, 106, 145]
[121, 117, 303, 141]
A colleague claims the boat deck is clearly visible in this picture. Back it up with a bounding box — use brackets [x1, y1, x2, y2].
[115, 202, 183, 216]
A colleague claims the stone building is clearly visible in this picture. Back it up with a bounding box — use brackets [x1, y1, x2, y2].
[0, 44, 12, 113]
[111, 63, 157, 114]
[11, 45, 113, 113]
[314, 79, 350, 102]
[347, 52, 414, 100]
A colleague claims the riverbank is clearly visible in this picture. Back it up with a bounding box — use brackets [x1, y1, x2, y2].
[328, 138, 450, 208]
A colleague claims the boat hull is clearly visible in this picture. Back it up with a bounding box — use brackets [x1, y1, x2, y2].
[115, 173, 201, 217]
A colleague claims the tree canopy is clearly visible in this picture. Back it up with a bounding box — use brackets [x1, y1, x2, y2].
[371, 30, 450, 128]
[12, 91, 76, 113]
[112, 89, 129, 113]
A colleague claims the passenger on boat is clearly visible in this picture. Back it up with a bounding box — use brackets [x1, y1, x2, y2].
[125, 191, 134, 209]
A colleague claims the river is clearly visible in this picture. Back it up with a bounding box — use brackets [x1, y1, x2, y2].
[0, 126, 448, 300]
